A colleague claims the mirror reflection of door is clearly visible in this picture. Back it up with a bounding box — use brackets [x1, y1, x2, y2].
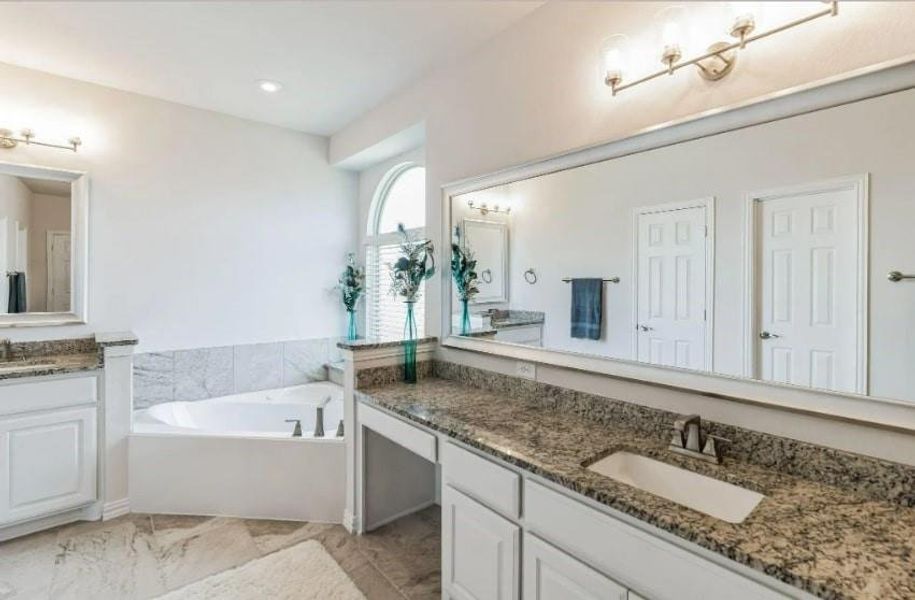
[46, 231, 71, 312]
[748, 177, 867, 394]
[635, 200, 713, 371]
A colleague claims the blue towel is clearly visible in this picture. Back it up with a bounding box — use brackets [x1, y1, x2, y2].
[570, 278, 602, 340]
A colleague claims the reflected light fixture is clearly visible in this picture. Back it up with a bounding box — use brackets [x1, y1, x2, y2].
[603, 1, 839, 96]
[467, 199, 511, 216]
[0, 128, 81, 152]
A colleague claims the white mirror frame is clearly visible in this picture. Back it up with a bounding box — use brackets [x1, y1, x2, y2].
[0, 161, 88, 327]
[440, 56, 915, 433]
[462, 218, 509, 304]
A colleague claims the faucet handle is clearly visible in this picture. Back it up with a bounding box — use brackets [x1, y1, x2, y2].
[701, 435, 731, 462]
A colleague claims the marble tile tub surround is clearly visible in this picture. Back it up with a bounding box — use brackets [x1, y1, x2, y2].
[431, 361, 915, 508]
[134, 337, 343, 409]
[357, 376, 915, 600]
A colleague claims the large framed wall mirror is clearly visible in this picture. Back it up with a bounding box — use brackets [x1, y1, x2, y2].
[443, 61, 915, 422]
[0, 162, 88, 326]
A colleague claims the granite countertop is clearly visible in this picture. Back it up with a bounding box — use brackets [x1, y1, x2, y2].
[356, 378, 915, 600]
[0, 352, 101, 380]
[488, 309, 544, 329]
[337, 336, 438, 351]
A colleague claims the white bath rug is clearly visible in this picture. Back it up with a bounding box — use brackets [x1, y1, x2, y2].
[156, 539, 365, 600]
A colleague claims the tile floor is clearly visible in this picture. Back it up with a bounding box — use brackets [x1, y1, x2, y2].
[0, 506, 441, 600]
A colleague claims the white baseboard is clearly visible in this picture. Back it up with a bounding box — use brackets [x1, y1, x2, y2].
[343, 509, 361, 534]
[102, 498, 130, 521]
[365, 499, 437, 532]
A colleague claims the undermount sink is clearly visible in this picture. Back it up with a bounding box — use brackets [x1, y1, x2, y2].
[587, 451, 764, 524]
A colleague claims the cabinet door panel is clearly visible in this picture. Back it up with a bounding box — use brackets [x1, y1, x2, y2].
[0, 406, 97, 524]
[523, 533, 627, 600]
[443, 485, 519, 600]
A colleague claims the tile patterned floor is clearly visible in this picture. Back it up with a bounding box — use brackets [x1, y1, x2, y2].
[0, 507, 441, 600]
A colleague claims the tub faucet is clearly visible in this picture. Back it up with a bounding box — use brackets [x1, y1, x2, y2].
[314, 406, 325, 438]
[285, 419, 302, 437]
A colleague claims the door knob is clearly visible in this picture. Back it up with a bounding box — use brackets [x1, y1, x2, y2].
[639, 325, 653, 332]
[759, 331, 780, 339]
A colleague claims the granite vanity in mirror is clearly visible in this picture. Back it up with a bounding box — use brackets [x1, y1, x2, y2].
[0, 162, 88, 326]
[447, 80, 915, 408]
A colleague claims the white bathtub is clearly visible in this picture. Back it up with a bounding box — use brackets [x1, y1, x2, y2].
[134, 381, 344, 438]
[129, 382, 345, 522]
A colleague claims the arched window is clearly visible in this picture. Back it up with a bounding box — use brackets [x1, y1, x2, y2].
[365, 164, 426, 339]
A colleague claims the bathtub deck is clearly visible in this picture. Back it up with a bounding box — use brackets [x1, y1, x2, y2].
[0, 506, 441, 599]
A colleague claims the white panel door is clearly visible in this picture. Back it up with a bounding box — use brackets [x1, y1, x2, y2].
[756, 187, 859, 392]
[443, 484, 519, 600]
[636, 206, 708, 370]
[523, 533, 627, 600]
[0, 406, 97, 524]
[47, 231, 71, 312]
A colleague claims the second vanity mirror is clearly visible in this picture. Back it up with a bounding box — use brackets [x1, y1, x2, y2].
[445, 68, 915, 414]
[0, 162, 88, 326]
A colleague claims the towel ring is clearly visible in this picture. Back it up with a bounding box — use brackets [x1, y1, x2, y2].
[523, 268, 538, 284]
[481, 268, 493, 284]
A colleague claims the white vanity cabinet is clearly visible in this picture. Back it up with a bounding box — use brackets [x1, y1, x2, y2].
[523, 533, 627, 600]
[443, 484, 520, 600]
[0, 376, 98, 526]
[356, 404, 802, 600]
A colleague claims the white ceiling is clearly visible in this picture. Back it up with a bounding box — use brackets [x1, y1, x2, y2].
[0, 1, 542, 136]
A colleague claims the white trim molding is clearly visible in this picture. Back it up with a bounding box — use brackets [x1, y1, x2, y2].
[440, 57, 915, 432]
[102, 498, 131, 521]
[742, 175, 869, 394]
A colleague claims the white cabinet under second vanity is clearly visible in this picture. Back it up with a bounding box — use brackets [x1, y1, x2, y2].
[346, 366, 914, 600]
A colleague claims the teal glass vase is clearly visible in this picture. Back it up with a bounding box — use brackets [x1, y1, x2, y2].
[460, 298, 471, 335]
[403, 301, 418, 383]
[346, 309, 358, 341]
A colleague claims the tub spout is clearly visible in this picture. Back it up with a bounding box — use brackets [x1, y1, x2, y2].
[285, 419, 303, 437]
[314, 406, 324, 438]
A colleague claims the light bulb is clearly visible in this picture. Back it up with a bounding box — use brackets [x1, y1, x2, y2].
[656, 6, 687, 70]
[600, 34, 629, 91]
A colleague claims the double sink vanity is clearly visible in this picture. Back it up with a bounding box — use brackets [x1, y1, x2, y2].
[347, 356, 915, 600]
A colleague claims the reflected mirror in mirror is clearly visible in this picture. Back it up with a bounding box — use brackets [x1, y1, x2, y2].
[449, 86, 915, 404]
[0, 173, 72, 314]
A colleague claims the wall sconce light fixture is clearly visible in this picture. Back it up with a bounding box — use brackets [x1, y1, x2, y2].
[602, 1, 839, 96]
[0, 128, 82, 152]
[467, 199, 511, 216]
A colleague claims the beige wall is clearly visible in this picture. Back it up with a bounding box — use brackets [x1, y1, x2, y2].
[332, 1, 915, 463]
[0, 61, 357, 351]
[27, 192, 70, 312]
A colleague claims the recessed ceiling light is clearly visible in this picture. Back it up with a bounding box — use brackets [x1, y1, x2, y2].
[257, 80, 282, 93]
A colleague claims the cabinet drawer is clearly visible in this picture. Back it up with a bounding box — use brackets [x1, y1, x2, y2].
[359, 403, 437, 463]
[0, 376, 97, 417]
[524, 480, 787, 600]
[443, 442, 520, 518]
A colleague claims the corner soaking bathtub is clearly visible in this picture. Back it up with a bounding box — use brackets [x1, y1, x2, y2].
[129, 382, 345, 522]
